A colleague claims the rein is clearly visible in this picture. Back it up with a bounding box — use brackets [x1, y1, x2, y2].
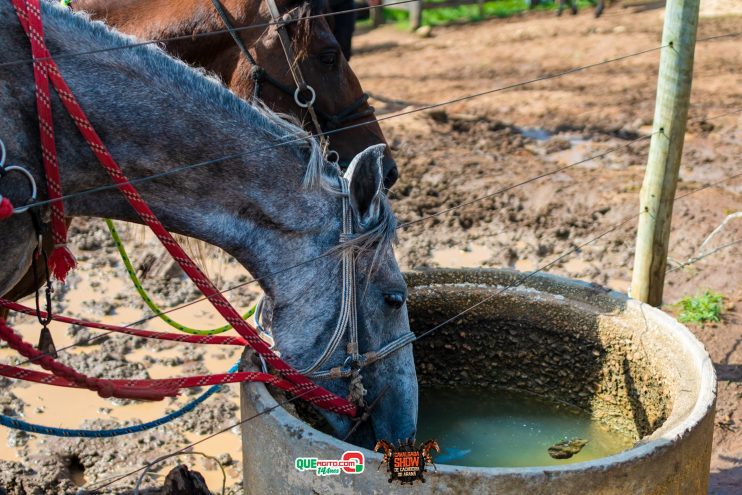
[1, 0, 357, 416]
[209, 0, 375, 163]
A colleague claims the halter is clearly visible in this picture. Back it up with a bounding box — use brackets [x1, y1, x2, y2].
[255, 174, 416, 406]
[209, 0, 375, 164]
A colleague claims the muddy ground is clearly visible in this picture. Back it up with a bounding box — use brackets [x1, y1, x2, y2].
[1, 5, 740, 495]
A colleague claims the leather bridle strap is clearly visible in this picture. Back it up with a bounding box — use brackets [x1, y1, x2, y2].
[209, 0, 286, 101]
[209, 0, 258, 67]
[314, 93, 375, 131]
[295, 176, 357, 376]
[264, 0, 326, 144]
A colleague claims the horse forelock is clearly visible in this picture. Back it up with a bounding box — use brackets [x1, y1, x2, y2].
[284, 0, 330, 60]
[331, 192, 398, 274]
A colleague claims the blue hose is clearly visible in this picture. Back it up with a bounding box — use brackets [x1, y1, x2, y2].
[0, 363, 238, 438]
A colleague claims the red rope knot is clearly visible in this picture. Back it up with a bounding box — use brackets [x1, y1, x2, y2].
[48, 243, 77, 283]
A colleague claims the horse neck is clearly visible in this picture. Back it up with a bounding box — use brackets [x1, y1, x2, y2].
[74, 0, 229, 37]
[3, 2, 338, 295]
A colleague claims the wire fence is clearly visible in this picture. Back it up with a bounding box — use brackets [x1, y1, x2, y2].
[13, 30, 740, 214]
[7, 27, 741, 374]
[9, 130, 657, 368]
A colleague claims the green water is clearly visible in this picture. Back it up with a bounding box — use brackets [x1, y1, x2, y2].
[416, 387, 635, 467]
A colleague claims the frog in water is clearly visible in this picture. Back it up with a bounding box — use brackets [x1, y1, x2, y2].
[548, 438, 589, 459]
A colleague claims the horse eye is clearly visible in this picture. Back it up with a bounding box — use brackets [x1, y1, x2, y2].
[318, 50, 338, 66]
[383, 292, 405, 309]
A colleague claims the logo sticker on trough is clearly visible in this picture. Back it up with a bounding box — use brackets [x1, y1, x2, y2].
[294, 451, 364, 476]
[374, 439, 440, 485]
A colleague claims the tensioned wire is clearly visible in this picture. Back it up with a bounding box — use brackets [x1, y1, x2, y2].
[15, 42, 672, 212]
[7, 33, 740, 369]
[14, 31, 741, 213]
[12, 132, 656, 368]
[409, 172, 742, 345]
[10, 105, 738, 368]
[0, 0, 423, 69]
[3, 40, 666, 345]
[0, 3, 737, 70]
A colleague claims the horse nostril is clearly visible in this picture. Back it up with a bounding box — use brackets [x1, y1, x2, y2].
[384, 292, 405, 309]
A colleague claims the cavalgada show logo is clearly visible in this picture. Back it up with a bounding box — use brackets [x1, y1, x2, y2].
[294, 451, 364, 476]
[375, 438, 440, 485]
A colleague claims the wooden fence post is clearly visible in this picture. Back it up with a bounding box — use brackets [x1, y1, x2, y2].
[630, 0, 701, 306]
[410, 0, 423, 30]
[371, 0, 385, 27]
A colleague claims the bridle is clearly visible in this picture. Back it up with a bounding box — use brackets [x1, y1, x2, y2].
[209, 0, 375, 164]
[254, 174, 416, 406]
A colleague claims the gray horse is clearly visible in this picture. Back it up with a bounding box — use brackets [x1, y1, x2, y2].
[0, 2, 416, 447]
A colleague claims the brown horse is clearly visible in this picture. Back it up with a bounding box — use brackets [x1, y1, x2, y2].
[72, 0, 399, 188]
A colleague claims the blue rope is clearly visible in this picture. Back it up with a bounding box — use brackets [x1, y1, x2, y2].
[0, 363, 238, 438]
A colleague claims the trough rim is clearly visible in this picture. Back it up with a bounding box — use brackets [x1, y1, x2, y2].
[245, 268, 717, 475]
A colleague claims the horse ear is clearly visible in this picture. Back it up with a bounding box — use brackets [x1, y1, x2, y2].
[344, 144, 386, 228]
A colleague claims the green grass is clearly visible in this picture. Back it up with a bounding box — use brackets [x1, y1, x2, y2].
[676, 291, 725, 325]
[363, 0, 597, 29]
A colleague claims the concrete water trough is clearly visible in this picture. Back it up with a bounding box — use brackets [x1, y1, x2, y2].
[240, 268, 716, 494]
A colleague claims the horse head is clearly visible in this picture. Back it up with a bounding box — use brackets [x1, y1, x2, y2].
[245, 0, 398, 187]
[420, 439, 441, 462]
[374, 439, 394, 465]
[256, 143, 417, 448]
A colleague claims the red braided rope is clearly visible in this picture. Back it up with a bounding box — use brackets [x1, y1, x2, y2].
[0, 319, 299, 396]
[0, 318, 176, 400]
[11, 0, 356, 416]
[15, 0, 75, 281]
[0, 362, 298, 393]
[0, 298, 248, 346]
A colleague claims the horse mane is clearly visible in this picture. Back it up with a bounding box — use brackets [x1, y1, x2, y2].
[44, 2, 327, 190]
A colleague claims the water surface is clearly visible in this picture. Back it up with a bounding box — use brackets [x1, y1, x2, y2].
[417, 387, 634, 467]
